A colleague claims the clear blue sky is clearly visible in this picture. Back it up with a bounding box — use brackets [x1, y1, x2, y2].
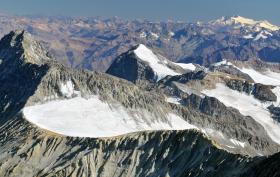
[0, 0, 279, 24]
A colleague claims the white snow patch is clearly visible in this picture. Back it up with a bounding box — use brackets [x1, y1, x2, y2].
[23, 96, 197, 138]
[225, 145, 235, 149]
[75, 21, 91, 28]
[60, 80, 81, 98]
[243, 34, 254, 39]
[212, 60, 234, 67]
[150, 32, 159, 39]
[202, 83, 280, 144]
[176, 84, 205, 98]
[232, 16, 258, 26]
[253, 30, 273, 41]
[134, 44, 181, 81]
[254, 32, 268, 41]
[230, 139, 246, 148]
[175, 63, 196, 71]
[139, 31, 147, 38]
[165, 97, 181, 105]
[169, 31, 175, 36]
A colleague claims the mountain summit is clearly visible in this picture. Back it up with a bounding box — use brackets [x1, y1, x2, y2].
[0, 30, 52, 66]
[106, 44, 196, 83]
[210, 16, 279, 31]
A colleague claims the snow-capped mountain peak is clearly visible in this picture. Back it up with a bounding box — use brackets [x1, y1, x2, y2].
[210, 15, 279, 31]
[0, 30, 51, 66]
[232, 16, 279, 31]
[133, 44, 180, 81]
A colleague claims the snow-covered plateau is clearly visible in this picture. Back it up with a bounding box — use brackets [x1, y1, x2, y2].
[23, 96, 197, 138]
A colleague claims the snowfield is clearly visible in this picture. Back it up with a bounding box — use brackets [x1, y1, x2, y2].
[165, 97, 182, 105]
[238, 66, 280, 86]
[231, 16, 279, 31]
[134, 44, 181, 81]
[23, 96, 197, 138]
[230, 139, 246, 148]
[175, 63, 196, 71]
[134, 44, 197, 81]
[202, 83, 280, 144]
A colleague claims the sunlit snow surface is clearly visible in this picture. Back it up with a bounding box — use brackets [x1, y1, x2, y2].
[134, 44, 180, 81]
[239, 67, 280, 86]
[230, 139, 246, 148]
[165, 97, 182, 105]
[175, 63, 196, 71]
[134, 44, 198, 81]
[202, 83, 280, 144]
[231, 16, 279, 31]
[23, 96, 197, 137]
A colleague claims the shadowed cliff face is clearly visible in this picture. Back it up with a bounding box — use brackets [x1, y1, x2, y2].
[0, 31, 50, 122]
[106, 49, 155, 84]
[241, 152, 280, 177]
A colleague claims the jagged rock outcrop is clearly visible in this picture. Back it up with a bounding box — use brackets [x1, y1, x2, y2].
[226, 79, 277, 102]
[225, 79, 253, 93]
[268, 105, 280, 123]
[158, 70, 207, 86]
[252, 84, 277, 102]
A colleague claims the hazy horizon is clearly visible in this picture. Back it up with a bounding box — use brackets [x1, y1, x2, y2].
[0, 0, 279, 25]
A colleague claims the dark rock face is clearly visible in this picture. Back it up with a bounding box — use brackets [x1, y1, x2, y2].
[226, 79, 254, 94]
[226, 79, 277, 102]
[106, 48, 155, 84]
[158, 70, 207, 86]
[0, 30, 50, 122]
[241, 152, 280, 177]
[268, 105, 280, 123]
[252, 84, 277, 102]
[259, 47, 280, 63]
[155, 70, 207, 99]
[183, 94, 228, 117]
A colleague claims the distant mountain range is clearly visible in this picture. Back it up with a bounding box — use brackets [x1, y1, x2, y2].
[0, 15, 280, 72]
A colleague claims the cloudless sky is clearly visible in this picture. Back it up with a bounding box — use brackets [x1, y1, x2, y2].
[0, 0, 279, 24]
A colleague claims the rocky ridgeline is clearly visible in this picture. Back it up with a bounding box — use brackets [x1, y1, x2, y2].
[226, 79, 277, 102]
